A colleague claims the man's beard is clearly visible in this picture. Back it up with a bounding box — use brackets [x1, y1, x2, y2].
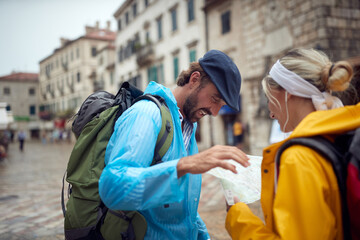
[183, 87, 211, 123]
[183, 91, 198, 122]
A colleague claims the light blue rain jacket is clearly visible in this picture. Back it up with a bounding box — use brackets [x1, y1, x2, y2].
[99, 82, 210, 239]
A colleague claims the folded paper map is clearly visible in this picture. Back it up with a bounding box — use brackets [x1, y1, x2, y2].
[206, 155, 262, 205]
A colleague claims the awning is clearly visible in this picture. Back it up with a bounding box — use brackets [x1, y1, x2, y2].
[28, 121, 41, 129]
[219, 95, 241, 115]
[43, 121, 54, 130]
[0, 103, 9, 130]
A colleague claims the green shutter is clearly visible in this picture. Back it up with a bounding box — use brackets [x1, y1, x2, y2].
[159, 64, 164, 84]
[173, 57, 179, 81]
[189, 50, 196, 63]
[153, 66, 158, 83]
[148, 66, 158, 83]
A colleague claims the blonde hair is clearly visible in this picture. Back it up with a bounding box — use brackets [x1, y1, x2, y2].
[262, 48, 357, 107]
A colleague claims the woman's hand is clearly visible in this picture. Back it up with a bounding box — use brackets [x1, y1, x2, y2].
[226, 196, 240, 212]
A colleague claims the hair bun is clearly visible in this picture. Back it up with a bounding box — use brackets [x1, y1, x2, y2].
[324, 61, 353, 92]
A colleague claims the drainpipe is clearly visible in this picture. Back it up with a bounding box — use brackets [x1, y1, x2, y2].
[203, 2, 214, 147]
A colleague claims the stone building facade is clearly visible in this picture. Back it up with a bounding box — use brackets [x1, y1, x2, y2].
[0, 72, 40, 138]
[94, 44, 116, 94]
[204, 0, 360, 154]
[33, 0, 360, 152]
[38, 22, 115, 117]
[113, 0, 217, 150]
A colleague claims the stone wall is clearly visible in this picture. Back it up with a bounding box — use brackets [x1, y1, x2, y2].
[231, 0, 360, 154]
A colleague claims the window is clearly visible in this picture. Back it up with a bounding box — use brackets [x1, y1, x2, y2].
[6, 104, 11, 111]
[173, 56, 179, 81]
[118, 19, 122, 31]
[125, 12, 129, 25]
[144, 0, 149, 8]
[29, 88, 36, 96]
[118, 47, 124, 62]
[3, 87, 10, 95]
[132, 3, 137, 17]
[189, 49, 196, 63]
[110, 72, 114, 85]
[91, 47, 97, 57]
[147, 64, 164, 84]
[159, 64, 164, 84]
[221, 10, 231, 34]
[187, 0, 195, 22]
[77, 72, 81, 83]
[76, 48, 80, 58]
[171, 8, 177, 31]
[148, 66, 158, 83]
[157, 17, 162, 40]
[131, 35, 139, 54]
[125, 41, 132, 58]
[29, 105, 36, 115]
[146, 31, 150, 43]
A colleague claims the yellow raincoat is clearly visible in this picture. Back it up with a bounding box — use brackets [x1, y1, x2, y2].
[226, 103, 360, 239]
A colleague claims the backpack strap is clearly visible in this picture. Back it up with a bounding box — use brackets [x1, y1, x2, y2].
[132, 94, 174, 166]
[153, 101, 174, 165]
[275, 135, 351, 240]
[61, 170, 67, 217]
[275, 136, 344, 191]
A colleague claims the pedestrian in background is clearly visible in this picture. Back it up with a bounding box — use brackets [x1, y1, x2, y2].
[41, 131, 47, 145]
[225, 48, 360, 239]
[232, 117, 244, 149]
[17, 130, 26, 152]
[99, 50, 249, 239]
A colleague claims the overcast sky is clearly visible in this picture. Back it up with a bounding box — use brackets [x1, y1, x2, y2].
[0, 0, 123, 76]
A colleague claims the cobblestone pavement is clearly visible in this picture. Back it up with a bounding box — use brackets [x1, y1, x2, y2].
[198, 174, 264, 240]
[0, 141, 263, 240]
[0, 141, 69, 240]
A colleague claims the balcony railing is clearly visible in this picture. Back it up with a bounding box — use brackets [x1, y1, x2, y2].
[62, 61, 68, 71]
[136, 43, 155, 67]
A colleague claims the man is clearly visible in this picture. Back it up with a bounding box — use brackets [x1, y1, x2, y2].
[17, 130, 26, 152]
[99, 50, 249, 239]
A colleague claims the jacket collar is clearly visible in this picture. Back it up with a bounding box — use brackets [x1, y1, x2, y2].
[144, 81, 178, 110]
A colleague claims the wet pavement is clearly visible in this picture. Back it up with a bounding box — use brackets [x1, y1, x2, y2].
[0, 141, 263, 240]
[0, 141, 69, 240]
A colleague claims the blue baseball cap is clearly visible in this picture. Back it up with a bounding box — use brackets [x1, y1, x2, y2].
[199, 50, 241, 111]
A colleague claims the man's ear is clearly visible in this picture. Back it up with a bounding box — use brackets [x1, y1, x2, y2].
[188, 71, 201, 89]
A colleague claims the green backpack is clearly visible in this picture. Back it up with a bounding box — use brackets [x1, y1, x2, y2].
[62, 82, 174, 240]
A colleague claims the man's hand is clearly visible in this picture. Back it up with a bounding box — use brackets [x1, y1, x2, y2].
[177, 145, 250, 178]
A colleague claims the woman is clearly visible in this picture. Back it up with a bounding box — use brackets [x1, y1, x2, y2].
[225, 48, 360, 239]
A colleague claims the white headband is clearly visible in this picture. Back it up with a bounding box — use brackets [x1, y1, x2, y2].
[269, 60, 343, 110]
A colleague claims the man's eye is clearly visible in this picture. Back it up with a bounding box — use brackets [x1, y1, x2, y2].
[211, 97, 219, 103]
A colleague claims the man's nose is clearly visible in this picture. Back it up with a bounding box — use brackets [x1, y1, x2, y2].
[211, 104, 223, 117]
